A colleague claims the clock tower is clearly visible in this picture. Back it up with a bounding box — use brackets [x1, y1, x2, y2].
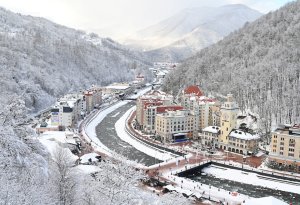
[219, 94, 239, 149]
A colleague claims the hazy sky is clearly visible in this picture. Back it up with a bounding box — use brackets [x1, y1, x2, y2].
[0, 0, 295, 39]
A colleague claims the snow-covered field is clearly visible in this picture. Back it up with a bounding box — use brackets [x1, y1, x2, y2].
[202, 165, 300, 194]
[115, 106, 175, 161]
[38, 131, 79, 162]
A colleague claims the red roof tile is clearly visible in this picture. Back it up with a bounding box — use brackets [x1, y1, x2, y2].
[156, 105, 183, 113]
[184, 85, 203, 97]
[144, 101, 163, 109]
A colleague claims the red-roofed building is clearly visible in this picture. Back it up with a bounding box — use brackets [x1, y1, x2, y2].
[136, 91, 173, 133]
[156, 105, 183, 114]
[184, 85, 203, 97]
[179, 86, 221, 131]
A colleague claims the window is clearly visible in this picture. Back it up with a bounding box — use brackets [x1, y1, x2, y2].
[288, 153, 294, 157]
[279, 152, 283, 155]
[280, 147, 284, 150]
[280, 142, 284, 146]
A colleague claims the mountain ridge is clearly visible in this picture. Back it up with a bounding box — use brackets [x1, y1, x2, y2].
[0, 7, 151, 112]
[124, 4, 261, 61]
[163, 1, 300, 129]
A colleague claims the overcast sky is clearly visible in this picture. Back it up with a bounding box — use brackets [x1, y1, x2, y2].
[0, 0, 295, 39]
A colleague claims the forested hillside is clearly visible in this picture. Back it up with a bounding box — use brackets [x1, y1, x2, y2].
[163, 1, 300, 134]
[0, 7, 151, 112]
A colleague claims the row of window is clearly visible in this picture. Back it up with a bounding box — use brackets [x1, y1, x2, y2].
[229, 142, 246, 148]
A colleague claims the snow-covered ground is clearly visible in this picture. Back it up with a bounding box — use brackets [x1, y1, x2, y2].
[38, 131, 79, 162]
[202, 165, 300, 194]
[80, 152, 101, 164]
[76, 164, 101, 174]
[115, 106, 175, 161]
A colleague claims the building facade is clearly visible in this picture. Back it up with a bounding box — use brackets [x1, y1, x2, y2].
[270, 124, 300, 171]
[227, 129, 260, 155]
[136, 90, 173, 131]
[179, 85, 220, 131]
[219, 94, 239, 150]
[200, 126, 220, 148]
[155, 110, 197, 143]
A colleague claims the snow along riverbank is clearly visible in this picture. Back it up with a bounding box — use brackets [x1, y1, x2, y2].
[115, 106, 175, 161]
[82, 86, 152, 156]
[202, 165, 300, 195]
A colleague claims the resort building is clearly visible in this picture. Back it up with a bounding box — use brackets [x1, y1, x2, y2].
[227, 129, 260, 155]
[50, 94, 85, 128]
[104, 83, 133, 95]
[84, 91, 94, 114]
[136, 90, 173, 131]
[270, 124, 300, 171]
[179, 85, 220, 131]
[155, 110, 197, 143]
[200, 126, 220, 148]
[217, 94, 260, 154]
[219, 94, 239, 150]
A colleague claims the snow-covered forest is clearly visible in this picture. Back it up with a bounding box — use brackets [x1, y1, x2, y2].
[0, 7, 151, 112]
[163, 1, 300, 134]
[0, 97, 189, 205]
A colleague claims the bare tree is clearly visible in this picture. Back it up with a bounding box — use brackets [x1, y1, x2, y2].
[51, 146, 78, 205]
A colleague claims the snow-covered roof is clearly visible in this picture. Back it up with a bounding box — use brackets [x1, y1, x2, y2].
[40, 131, 77, 145]
[156, 71, 166, 76]
[229, 130, 260, 140]
[243, 196, 288, 205]
[106, 85, 130, 90]
[80, 153, 101, 164]
[202, 126, 220, 134]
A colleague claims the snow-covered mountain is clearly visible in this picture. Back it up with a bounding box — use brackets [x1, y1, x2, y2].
[125, 4, 261, 61]
[163, 1, 300, 129]
[0, 7, 151, 112]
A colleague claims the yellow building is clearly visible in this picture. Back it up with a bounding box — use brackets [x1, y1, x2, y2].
[219, 94, 239, 150]
[227, 129, 259, 155]
[270, 125, 300, 172]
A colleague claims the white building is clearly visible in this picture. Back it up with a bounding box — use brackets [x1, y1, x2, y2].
[200, 126, 220, 148]
[51, 94, 83, 128]
[105, 83, 133, 96]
